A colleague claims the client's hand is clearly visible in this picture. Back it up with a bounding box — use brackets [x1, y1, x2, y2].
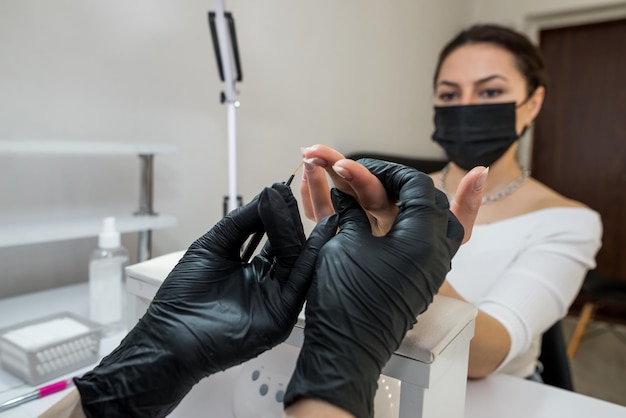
[300, 144, 486, 241]
[285, 162, 467, 418]
[73, 184, 338, 417]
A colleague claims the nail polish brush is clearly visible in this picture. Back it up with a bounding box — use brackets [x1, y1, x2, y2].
[0, 378, 74, 412]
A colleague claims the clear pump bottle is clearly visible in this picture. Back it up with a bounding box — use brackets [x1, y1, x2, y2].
[89, 217, 129, 336]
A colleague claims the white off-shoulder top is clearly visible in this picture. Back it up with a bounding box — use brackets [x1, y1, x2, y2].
[447, 207, 603, 378]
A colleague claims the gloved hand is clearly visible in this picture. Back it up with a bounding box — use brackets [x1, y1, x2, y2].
[284, 159, 464, 418]
[74, 183, 338, 417]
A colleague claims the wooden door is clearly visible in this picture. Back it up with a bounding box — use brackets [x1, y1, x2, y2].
[532, 19, 626, 287]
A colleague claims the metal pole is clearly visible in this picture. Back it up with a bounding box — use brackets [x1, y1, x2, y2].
[214, 0, 239, 214]
[227, 102, 237, 213]
[136, 154, 155, 261]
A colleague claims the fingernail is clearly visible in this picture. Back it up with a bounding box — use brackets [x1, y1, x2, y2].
[474, 167, 489, 191]
[300, 146, 310, 157]
[333, 164, 352, 181]
[302, 157, 327, 168]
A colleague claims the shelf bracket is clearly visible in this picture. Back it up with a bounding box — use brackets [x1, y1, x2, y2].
[136, 154, 156, 261]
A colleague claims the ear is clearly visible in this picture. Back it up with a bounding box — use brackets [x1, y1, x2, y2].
[526, 86, 545, 121]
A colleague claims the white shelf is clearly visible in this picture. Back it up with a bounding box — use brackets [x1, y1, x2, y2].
[0, 214, 178, 248]
[0, 140, 178, 156]
[1, 140, 178, 260]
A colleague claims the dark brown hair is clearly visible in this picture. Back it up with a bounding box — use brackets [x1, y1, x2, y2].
[433, 24, 548, 97]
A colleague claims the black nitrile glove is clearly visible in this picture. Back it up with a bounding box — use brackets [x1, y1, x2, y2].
[74, 183, 338, 417]
[284, 159, 464, 418]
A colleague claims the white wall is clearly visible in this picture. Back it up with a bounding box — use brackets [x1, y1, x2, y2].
[0, 0, 472, 297]
[472, 0, 626, 31]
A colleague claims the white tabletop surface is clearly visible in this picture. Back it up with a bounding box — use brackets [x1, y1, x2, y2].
[1, 283, 625, 418]
[465, 373, 626, 418]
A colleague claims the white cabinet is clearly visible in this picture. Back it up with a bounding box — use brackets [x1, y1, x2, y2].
[0, 140, 178, 261]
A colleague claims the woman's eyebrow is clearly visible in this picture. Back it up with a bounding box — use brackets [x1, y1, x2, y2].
[436, 75, 508, 89]
[436, 80, 460, 88]
[475, 75, 508, 85]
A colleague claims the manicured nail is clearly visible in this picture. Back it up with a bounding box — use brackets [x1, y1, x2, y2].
[302, 157, 327, 168]
[474, 167, 489, 191]
[333, 164, 352, 181]
[300, 147, 311, 157]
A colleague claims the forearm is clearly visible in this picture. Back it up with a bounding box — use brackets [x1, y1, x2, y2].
[284, 398, 355, 418]
[39, 389, 87, 418]
[438, 280, 510, 378]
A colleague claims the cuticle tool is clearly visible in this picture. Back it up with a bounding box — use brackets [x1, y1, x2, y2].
[284, 161, 304, 188]
[241, 161, 304, 262]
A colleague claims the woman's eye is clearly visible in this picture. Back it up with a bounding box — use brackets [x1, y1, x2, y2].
[480, 88, 503, 98]
[437, 92, 458, 102]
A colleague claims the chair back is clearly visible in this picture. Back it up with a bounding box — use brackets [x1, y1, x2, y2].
[345, 152, 448, 175]
[539, 321, 575, 390]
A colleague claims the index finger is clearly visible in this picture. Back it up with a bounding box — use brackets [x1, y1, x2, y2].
[331, 159, 396, 227]
[301, 144, 352, 193]
[302, 145, 394, 219]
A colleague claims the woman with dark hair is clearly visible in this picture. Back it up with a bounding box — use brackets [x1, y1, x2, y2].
[37, 24, 603, 418]
[300, 24, 602, 381]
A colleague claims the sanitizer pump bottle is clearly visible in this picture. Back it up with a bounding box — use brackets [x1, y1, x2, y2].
[89, 217, 129, 336]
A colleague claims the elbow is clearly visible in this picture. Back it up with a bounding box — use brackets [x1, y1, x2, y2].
[467, 362, 499, 379]
[466, 336, 510, 379]
[466, 311, 512, 379]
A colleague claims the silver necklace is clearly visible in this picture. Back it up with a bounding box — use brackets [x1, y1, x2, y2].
[438, 163, 531, 205]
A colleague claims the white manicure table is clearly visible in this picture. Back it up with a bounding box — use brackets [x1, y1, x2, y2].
[0, 253, 624, 418]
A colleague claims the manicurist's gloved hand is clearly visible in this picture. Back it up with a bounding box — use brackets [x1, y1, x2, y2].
[284, 160, 465, 418]
[74, 183, 338, 417]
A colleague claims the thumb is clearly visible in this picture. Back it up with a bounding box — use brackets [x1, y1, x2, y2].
[189, 192, 261, 258]
[449, 166, 488, 244]
[280, 214, 339, 313]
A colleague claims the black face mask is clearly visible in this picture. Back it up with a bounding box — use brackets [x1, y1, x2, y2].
[431, 102, 521, 170]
